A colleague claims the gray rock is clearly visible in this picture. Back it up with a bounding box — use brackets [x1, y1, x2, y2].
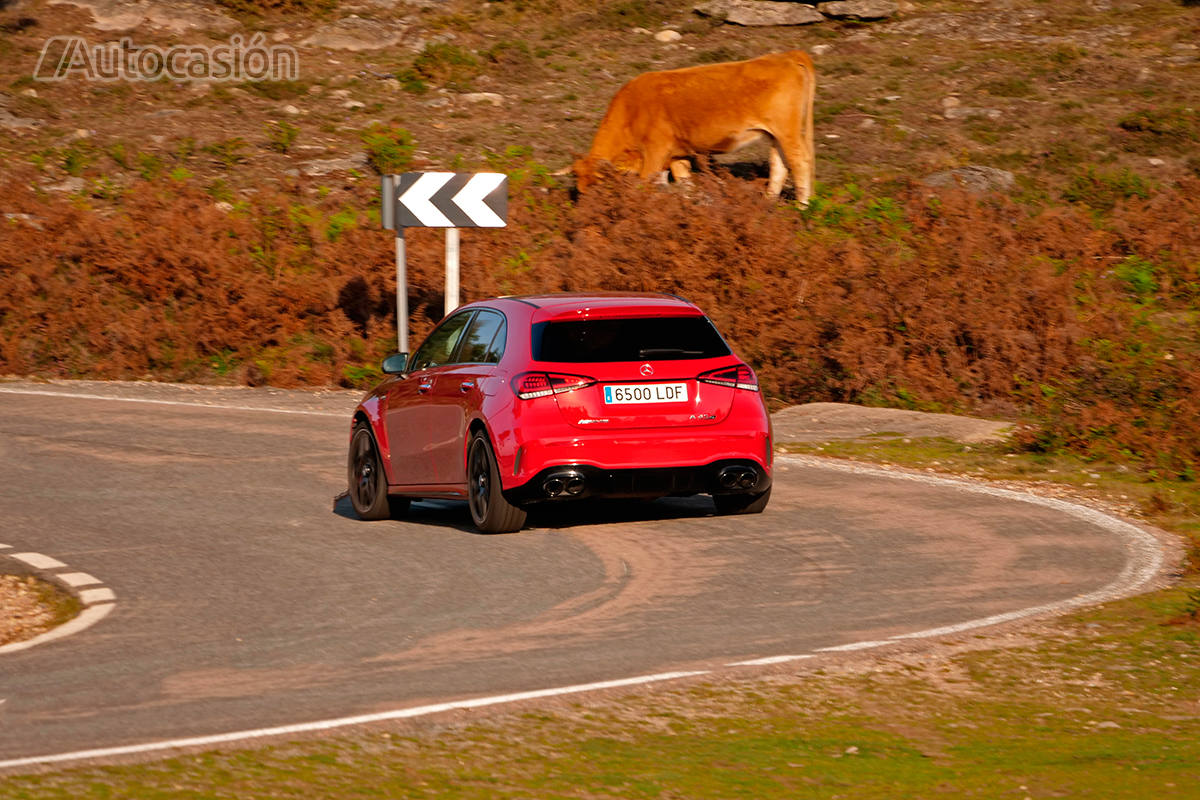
[45, 177, 86, 194]
[4, 213, 44, 230]
[302, 17, 409, 51]
[695, 0, 823, 26]
[459, 92, 504, 107]
[49, 0, 239, 33]
[921, 165, 1015, 194]
[297, 152, 370, 177]
[0, 107, 41, 131]
[943, 106, 1002, 121]
[818, 0, 897, 20]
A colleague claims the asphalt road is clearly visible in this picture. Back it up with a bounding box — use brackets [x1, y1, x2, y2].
[0, 382, 1163, 768]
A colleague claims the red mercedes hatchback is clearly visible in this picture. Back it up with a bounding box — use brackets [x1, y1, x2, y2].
[348, 293, 772, 532]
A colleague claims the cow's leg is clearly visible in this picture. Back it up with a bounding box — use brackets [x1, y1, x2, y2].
[766, 144, 788, 198]
[771, 137, 814, 205]
[669, 159, 692, 185]
[637, 141, 675, 188]
[787, 139, 814, 206]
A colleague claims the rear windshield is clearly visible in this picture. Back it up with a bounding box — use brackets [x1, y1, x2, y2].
[532, 316, 731, 363]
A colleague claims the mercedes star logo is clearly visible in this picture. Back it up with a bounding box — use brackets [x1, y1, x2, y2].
[639, 363, 654, 377]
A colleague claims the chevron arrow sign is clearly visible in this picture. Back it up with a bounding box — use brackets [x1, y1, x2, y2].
[387, 172, 508, 229]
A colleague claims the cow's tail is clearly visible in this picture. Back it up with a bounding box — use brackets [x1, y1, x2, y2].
[792, 50, 816, 205]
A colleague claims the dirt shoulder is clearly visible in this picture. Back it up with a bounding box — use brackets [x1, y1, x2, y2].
[773, 402, 1012, 445]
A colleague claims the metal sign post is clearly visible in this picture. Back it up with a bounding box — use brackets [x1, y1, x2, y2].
[381, 172, 508, 353]
[444, 228, 460, 317]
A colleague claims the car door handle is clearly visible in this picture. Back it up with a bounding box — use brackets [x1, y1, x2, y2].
[459, 380, 476, 393]
[417, 380, 433, 393]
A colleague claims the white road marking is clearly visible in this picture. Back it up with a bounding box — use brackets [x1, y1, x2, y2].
[727, 655, 815, 666]
[78, 588, 116, 605]
[814, 641, 890, 652]
[2, 551, 115, 655]
[0, 387, 345, 417]
[10, 552, 67, 570]
[778, 455, 1167, 619]
[0, 670, 710, 770]
[0, 603, 115, 656]
[55, 572, 102, 588]
[0, 394, 1174, 769]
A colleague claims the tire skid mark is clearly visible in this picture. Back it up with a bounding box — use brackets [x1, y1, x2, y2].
[366, 526, 732, 668]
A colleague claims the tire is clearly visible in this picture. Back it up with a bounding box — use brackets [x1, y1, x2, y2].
[467, 430, 527, 533]
[348, 422, 408, 520]
[713, 486, 771, 515]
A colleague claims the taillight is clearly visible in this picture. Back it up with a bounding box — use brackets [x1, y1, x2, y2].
[698, 364, 759, 392]
[512, 372, 597, 400]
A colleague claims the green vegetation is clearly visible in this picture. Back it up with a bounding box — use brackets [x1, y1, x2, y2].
[202, 138, 251, 169]
[411, 43, 482, 91]
[360, 123, 416, 174]
[265, 120, 300, 154]
[1118, 107, 1199, 153]
[1063, 167, 1154, 210]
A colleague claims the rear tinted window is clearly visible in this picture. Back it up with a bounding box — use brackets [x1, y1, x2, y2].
[532, 316, 731, 363]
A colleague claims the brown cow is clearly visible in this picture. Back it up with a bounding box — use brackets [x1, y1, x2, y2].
[573, 50, 816, 204]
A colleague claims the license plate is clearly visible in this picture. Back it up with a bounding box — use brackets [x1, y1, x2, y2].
[603, 383, 689, 404]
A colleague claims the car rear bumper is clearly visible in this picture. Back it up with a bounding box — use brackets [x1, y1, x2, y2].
[501, 426, 771, 483]
[503, 458, 771, 505]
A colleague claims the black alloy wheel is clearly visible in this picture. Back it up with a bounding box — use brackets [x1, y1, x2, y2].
[348, 422, 408, 520]
[467, 430, 527, 533]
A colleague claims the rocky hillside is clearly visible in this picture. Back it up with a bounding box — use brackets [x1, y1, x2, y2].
[2, 0, 1196, 196]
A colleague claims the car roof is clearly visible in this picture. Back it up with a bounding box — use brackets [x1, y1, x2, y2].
[482, 292, 704, 323]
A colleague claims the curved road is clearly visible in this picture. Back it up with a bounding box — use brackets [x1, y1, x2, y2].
[0, 382, 1163, 768]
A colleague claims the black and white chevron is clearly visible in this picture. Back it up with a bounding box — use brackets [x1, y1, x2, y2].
[388, 172, 508, 229]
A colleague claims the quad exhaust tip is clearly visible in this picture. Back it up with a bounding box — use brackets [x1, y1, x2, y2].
[719, 466, 758, 490]
[543, 471, 586, 497]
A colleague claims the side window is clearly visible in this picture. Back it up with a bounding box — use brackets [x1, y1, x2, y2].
[458, 310, 507, 364]
[409, 312, 474, 372]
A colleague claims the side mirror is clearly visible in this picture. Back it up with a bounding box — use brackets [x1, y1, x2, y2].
[381, 352, 409, 375]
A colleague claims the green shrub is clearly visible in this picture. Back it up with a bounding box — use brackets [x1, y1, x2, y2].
[360, 124, 415, 174]
[588, 0, 677, 29]
[1117, 107, 1198, 153]
[1113, 255, 1159, 301]
[412, 43, 480, 90]
[137, 152, 164, 180]
[203, 138, 250, 169]
[694, 46, 744, 65]
[979, 77, 1034, 98]
[264, 120, 300, 153]
[240, 80, 309, 100]
[61, 145, 93, 176]
[1063, 167, 1153, 210]
[393, 67, 428, 94]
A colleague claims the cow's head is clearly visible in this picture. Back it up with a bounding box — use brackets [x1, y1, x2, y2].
[572, 154, 599, 193]
[572, 153, 640, 193]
